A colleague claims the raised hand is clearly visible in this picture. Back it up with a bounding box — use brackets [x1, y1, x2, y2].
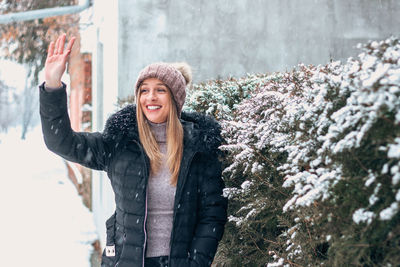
[44, 34, 76, 88]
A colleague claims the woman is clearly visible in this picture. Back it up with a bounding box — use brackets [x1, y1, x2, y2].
[40, 34, 228, 267]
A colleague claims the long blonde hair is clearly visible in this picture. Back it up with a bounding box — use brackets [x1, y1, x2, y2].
[136, 87, 184, 186]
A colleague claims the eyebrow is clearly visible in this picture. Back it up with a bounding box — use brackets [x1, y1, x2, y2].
[141, 82, 166, 86]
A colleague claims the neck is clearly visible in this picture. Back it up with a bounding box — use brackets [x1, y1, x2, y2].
[148, 120, 167, 143]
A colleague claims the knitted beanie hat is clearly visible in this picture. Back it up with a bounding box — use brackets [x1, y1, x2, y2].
[135, 62, 192, 116]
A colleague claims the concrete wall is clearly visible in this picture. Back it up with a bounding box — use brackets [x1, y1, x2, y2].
[118, 0, 400, 98]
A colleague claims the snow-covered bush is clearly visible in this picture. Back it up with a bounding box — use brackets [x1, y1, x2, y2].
[268, 37, 400, 267]
[184, 74, 273, 120]
[217, 64, 318, 266]
[188, 37, 400, 266]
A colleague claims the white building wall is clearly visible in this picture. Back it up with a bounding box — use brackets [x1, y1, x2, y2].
[90, 0, 119, 246]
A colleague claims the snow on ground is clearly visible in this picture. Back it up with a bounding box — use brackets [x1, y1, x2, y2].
[0, 126, 98, 267]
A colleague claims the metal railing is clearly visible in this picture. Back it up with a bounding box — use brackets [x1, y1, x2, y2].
[0, 0, 91, 24]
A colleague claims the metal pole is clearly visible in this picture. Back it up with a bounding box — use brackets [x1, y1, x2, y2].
[0, 0, 91, 24]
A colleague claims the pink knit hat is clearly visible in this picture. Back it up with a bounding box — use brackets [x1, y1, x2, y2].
[135, 62, 192, 116]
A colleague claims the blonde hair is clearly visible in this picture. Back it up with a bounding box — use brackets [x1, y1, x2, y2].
[136, 87, 184, 186]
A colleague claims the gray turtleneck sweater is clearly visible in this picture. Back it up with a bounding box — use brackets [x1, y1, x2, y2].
[146, 121, 177, 257]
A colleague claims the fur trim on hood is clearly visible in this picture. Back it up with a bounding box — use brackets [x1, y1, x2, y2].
[102, 105, 222, 153]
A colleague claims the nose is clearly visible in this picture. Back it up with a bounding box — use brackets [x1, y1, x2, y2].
[148, 90, 157, 101]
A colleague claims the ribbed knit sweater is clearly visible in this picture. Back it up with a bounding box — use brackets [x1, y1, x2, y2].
[146, 121, 176, 257]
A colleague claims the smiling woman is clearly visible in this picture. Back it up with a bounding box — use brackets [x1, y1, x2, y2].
[139, 78, 171, 124]
[39, 34, 228, 267]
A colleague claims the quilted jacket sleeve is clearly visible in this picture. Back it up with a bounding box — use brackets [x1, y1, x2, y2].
[39, 82, 112, 171]
[189, 153, 228, 266]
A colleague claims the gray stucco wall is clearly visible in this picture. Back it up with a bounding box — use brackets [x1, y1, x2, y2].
[118, 0, 400, 98]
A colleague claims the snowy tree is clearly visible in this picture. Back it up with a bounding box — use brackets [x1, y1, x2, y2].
[0, 78, 19, 132]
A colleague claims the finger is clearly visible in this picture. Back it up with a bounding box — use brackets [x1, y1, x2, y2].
[47, 41, 55, 58]
[55, 35, 63, 55]
[61, 49, 72, 67]
[58, 34, 66, 55]
[65, 36, 76, 53]
[55, 34, 63, 54]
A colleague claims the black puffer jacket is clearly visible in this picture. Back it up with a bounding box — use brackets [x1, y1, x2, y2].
[39, 83, 228, 267]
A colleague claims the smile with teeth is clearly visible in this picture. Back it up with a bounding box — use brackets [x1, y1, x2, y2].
[147, 105, 161, 110]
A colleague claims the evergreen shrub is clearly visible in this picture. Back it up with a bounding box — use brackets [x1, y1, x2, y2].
[184, 37, 400, 266]
[185, 74, 273, 120]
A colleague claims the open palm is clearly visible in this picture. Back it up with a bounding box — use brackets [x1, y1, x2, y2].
[44, 34, 76, 88]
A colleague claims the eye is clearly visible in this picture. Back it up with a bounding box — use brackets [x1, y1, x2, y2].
[157, 88, 167, 93]
[140, 88, 149, 93]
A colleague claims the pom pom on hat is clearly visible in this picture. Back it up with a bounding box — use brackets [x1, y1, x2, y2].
[135, 62, 192, 116]
[170, 62, 192, 86]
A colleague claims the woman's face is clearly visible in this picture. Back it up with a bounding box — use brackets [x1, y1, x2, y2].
[139, 78, 171, 123]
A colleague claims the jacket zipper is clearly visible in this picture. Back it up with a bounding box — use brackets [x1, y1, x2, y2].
[168, 151, 197, 266]
[143, 187, 148, 267]
[138, 141, 150, 267]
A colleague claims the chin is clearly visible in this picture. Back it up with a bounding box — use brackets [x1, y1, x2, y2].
[147, 117, 165, 123]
